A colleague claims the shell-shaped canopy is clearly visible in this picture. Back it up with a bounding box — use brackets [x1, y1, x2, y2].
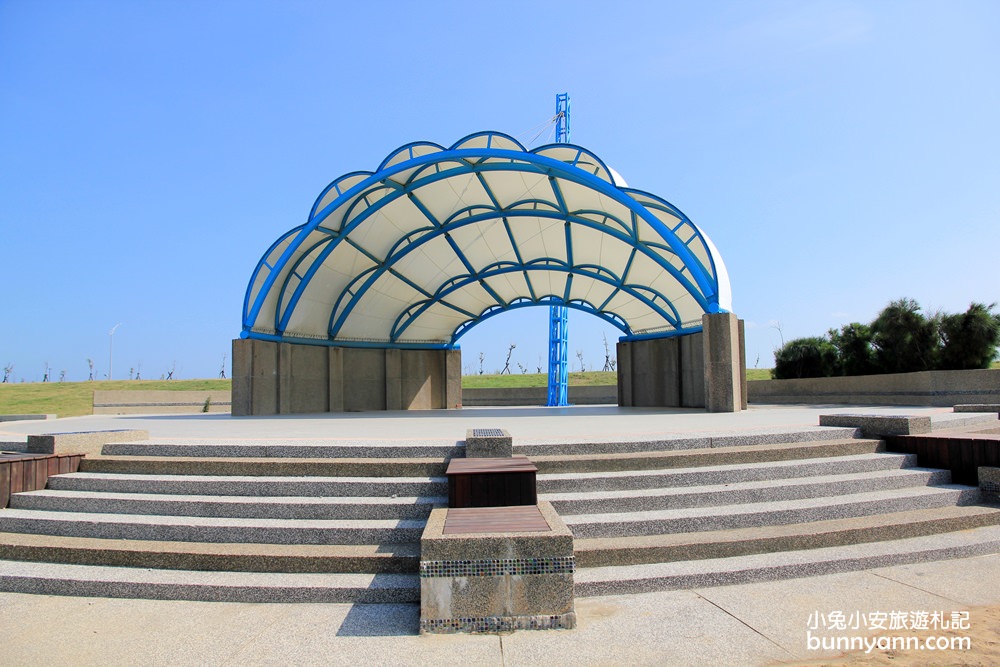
[242, 132, 732, 349]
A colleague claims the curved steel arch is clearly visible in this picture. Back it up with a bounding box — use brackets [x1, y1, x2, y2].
[242, 131, 732, 349]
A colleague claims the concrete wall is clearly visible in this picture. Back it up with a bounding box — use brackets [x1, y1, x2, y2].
[461, 385, 617, 407]
[93, 391, 232, 415]
[748, 369, 1000, 407]
[616, 313, 746, 412]
[232, 338, 462, 416]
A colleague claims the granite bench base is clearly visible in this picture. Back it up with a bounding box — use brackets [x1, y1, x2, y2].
[419, 501, 575, 634]
[465, 428, 513, 458]
[980, 467, 1000, 504]
[26, 430, 149, 457]
[818, 414, 931, 437]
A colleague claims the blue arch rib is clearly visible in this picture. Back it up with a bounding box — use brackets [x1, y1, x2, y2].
[452, 299, 630, 344]
[243, 133, 723, 342]
[389, 261, 680, 344]
[325, 207, 698, 339]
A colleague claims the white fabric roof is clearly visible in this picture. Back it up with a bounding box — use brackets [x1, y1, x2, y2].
[242, 132, 731, 348]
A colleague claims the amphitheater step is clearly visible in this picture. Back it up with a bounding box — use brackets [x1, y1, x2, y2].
[516, 426, 860, 456]
[536, 452, 915, 493]
[0, 509, 425, 544]
[530, 438, 884, 474]
[79, 457, 448, 477]
[573, 523, 1000, 596]
[0, 532, 419, 573]
[7, 489, 445, 520]
[574, 505, 1000, 567]
[562, 485, 981, 538]
[543, 468, 950, 515]
[0, 559, 419, 603]
[47, 472, 448, 497]
[101, 440, 463, 459]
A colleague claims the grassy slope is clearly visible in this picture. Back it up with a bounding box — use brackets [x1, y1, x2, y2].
[3, 364, 991, 416]
[0, 379, 232, 418]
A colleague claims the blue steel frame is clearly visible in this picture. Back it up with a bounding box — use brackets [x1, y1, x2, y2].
[241, 131, 727, 353]
[548, 93, 571, 407]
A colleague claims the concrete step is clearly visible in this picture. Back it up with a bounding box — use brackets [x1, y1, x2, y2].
[562, 485, 981, 539]
[0, 509, 425, 544]
[543, 468, 951, 515]
[530, 438, 884, 474]
[516, 426, 860, 456]
[537, 452, 916, 493]
[0, 559, 419, 603]
[574, 505, 1000, 567]
[47, 472, 448, 497]
[0, 532, 420, 573]
[7, 490, 445, 520]
[101, 440, 463, 459]
[79, 457, 448, 477]
[573, 523, 1000, 596]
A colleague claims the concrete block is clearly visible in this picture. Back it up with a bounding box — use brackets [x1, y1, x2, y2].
[680, 333, 705, 408]
[343, 348, 386, 412]
[420, 501, 576, 633]
[465, 428, 513, 458]
[26, 430, 149, 457]
[445, 349, 463, 409]
[980, 467, 1000, 504]
[818, 414, 932, 437]
[955, 404, 1000, 414]
[250, 339, 279, 415]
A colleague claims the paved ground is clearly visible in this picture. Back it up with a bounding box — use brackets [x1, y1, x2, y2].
[1, 553, 997, 666]
[0, 403, 975, 444]
[1, 404, 997, 665]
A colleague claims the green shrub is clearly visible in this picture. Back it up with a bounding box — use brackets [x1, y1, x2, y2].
[871, 298, 940, 374]
[828, 323, 876, 376]
[939, 302, 1000, 370]
[773, 337, 839, 379]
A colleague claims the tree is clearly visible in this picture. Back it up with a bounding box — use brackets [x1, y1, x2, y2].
[939, 302, 1000, 370]
[2, 364, 12, 383]
[871, 298, 939, 374]
[87, 358, 95, 381]
[828, 323, 876, 376]
[501, 344, 515, 375]
[772, 337, 838, 379]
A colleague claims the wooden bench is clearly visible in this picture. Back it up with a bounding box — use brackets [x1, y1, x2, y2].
[445, 455, 537, 508]
[886, 432, 1000, 485]
[1, 452, 83, 509]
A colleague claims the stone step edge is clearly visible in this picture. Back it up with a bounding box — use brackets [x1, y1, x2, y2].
[80, 457, 449, 477]
[540, 467, 946, 503]
[530, 438, 884, 473]
[573, 505, 1000, 567]
[0, 559, 420, 603]
[573, 524, 1000, 596]
[0, 532, 420, 573]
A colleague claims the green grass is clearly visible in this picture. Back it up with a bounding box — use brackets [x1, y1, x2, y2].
[0, 379, 232, 418]
[461, 371, 618, 389]
[464, 368, 775, 387]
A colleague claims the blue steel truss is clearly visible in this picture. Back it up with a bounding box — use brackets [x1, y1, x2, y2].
[241, 129, 729, 352]
[548, 93, 571, 407]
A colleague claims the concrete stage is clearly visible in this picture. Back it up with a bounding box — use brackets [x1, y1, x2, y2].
[1, 404, 998, 666]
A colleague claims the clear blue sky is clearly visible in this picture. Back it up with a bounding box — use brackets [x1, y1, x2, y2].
[2, 1, 997, 381]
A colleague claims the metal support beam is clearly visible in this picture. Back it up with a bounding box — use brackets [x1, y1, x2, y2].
[547, 93, 571, 407]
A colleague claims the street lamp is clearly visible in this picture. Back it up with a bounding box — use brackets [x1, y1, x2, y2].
[109, 323, 122, 381]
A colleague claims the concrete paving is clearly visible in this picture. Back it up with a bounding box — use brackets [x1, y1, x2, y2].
[0, 403, 984, 446]
[0, 404, 997, 665]
[0, 553, 997, 666]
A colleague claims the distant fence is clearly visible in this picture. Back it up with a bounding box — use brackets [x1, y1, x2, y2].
[461, 385, 617, 407]
[93, 390, 232, 415]
[747, 369, 1000, 407]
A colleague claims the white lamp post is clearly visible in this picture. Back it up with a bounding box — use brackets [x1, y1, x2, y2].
[109, 323, 122, 381]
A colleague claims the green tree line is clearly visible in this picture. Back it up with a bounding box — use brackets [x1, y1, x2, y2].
[773, 299, 1000, 379]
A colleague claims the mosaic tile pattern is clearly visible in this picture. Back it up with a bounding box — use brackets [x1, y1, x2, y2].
[420, 613, 575, 633]
[470, 428, 506, 438]
[420, 556, 575, 578]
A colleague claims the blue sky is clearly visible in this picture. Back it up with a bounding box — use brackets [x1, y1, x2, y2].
[2, 1, 997, 381]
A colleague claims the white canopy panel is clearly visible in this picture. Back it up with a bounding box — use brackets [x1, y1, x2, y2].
[242, 132, 732, 348]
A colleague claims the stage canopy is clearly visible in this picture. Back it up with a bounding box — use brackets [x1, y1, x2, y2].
[242, 131, 731, 349]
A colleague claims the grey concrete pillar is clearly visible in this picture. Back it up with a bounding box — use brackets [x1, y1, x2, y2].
[702, 312, 744, 412]
[328, 347, 344, 412]
[231, 338, 253, 417]
[385, 348, 402, 411]
[445, 349, 463, 409]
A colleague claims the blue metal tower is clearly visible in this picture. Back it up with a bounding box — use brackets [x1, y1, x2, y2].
[546, 93, 571, 407]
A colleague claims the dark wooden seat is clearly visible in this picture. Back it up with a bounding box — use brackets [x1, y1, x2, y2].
[1, 452, 83, 508]
[445, 455, 538, 508]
